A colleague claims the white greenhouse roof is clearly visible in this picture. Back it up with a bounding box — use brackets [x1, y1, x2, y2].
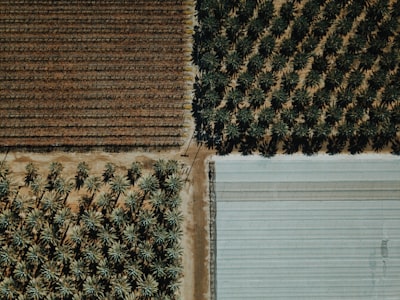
[212, 154, 400, 300]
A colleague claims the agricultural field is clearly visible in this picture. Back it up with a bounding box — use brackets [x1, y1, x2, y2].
[0, 0, 192, 151]
[193, 0, 400, 156]
[0, 157, 186, 299]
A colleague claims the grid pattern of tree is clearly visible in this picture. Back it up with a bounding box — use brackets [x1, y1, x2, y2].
[193, 0, 400, 156]
[0, 1, 189, 150]
[0, 159, 184, 299]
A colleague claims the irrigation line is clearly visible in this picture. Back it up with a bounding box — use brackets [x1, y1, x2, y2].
[181, 130, 195, 157]
[0, 149, 9, 169]
[184, 142, 202, 182]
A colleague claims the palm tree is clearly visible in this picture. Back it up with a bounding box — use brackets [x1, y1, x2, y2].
[24, 162, 39, 187]
[258, 107, 275, 127]
[82, 276, 104, 299]
[247, 18, 264, 40]
[54, 177, 74, 204]
[98, 224, 118, 250]
[282, 72, 299, 94]
[248, 88, 265, 108]
[46, 162, 63, 191]
[102, 162, 116, 183]
[110, 207, 127, 229]
[293, 51, 310, 70]
[280, 38, 296, 58]
[138, 175, 159, 199]
[137, 274, 159, 299]
[122, 224, 137, 248]
[271, 17, 288, 37]
[108, 242, 127, 266]
[258, 35, 275, 57]
[41, 191, 62, 217]
[165, 209, 183, 230]
[138, 210, 156, 233]
[291, 15, 309, 42]
[138, 241, 155, 265]
[110, 175, 130, 203]
[110, 275, 131, 299]
[124, 191, 141, 215]
[305, 70, 321, 88]
[272, 120, 289, 141]
[26, 277, 47, 300]
[84, 176, 102, 201]
[271, 89, 288, 111]
[127, 162, 142, 186]
[75, 161, 90, 191]
[56, 278, 76, 299]
[164, 174, 183, 197]
[81, 210, 103, 234]
[258, 72, 275, 93]
[13, 261, 30, 284]
[271, 54, 287, 71]
[225, 51, 242, 75]
[247, 54, 264, 75]
[199, 51, 219, 72]
[292, 88, 311, 111]
[236, 36, 253, 57]
[237, 71, 253, 92]
[0, 277, 15, 299]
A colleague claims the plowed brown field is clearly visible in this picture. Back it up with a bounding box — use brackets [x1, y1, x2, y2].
[0, 0, 191, 151]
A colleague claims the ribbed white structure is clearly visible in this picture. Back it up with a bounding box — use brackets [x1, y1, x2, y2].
[214, 155, 400, 300]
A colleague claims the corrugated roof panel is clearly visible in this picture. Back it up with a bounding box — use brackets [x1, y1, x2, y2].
[214, 155, 400, 300]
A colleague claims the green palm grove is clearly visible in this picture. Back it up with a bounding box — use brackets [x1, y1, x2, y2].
[0, 159, 184, 299]
[193, 0, 400, 155]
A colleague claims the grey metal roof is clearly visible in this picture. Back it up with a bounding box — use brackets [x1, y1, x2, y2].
[213, 155, 400, 300]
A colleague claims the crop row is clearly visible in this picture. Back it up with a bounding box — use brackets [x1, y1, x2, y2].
[1, 108, 183, 119]
[0, 135, 183, 148]
[1, 73, 182, 82]
[0, 94, 184, 105]
[0, 16, 186, 25]
[0, 63, 185, 73]
[0, 53, 186, 62]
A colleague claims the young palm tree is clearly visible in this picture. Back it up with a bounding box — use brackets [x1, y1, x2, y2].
[127, 162, 142, 186]
[248, 88, 265, 108]
[122, 224, 137, 248]
[110, 274, 131, 299]
[164, 174, 183, 197]
[225, 51, 242, 75]
[305, 70, 321, 88]
[102, 162, 116, 183]
[271, 89, 288, 111]
[54, 177, 74, 204]
[46, 162, 63, 191]
[84, 176, 102, 201]
[82, 276, 104, 299]
[291, 15, 309, 42]
[258, 35, 275, 57]
[247, 54, 264, 75]
[108, 242, 127, 266]
[81, 210, 103, 234]
[271, 17, 288, 37]
[26, 277, 47, 300]
[24, 162, 39, 187]
[110, 175, 130, 203]
[282, 72, 299, 94]
[137, 274, 159, 299]
[258, 72, 276, 93]
[138, 175, 159, 200]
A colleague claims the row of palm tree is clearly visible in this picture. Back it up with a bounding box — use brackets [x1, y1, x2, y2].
[193, 0, 399, 156]
[0, 159, 184, 299]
